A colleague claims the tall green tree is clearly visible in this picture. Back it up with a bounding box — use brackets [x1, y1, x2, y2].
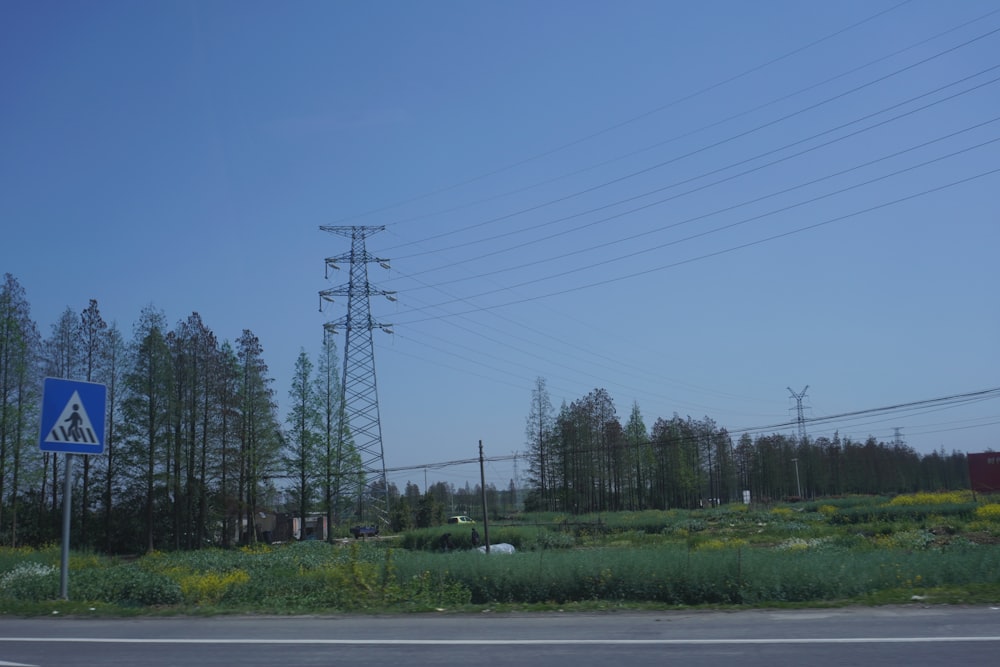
[578, 389, 620, 512]
[649, 416, 701, 509]
[0, 274, 41, 546]
[524, 377, 555, 511]
[416, 482, 449, 528]
[98, 322, 126, 553]
[236, 330, 281, 544]
[313, 330, 342, 539]
[707, 425, 736, 504]
[121, 306, 173, 553]
[190, 318, 221, 549]
[390, 480, 420, 531]
[78, 299, 107, 546]
[746, 433, 796, 501]
[285, 349, 321, 537]
[623, 401, 650, 511]
[215, 341, 241, 548]
[167, 312, 220, 549]
[550, 389, 621, 514]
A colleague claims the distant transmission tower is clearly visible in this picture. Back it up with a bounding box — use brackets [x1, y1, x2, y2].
[787, 385, 809, 444]
[319, 225, 396, 526]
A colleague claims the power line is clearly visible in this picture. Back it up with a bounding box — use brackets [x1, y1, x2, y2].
[360, 124, 1000, 412]
[375, 6, 1000, 239]
[316, 9, 986, 470]
[366, 155, 997, 419]
[393, 161, 1000, 323]
[328, 19, 1000, 418]
[328, 1, 916, 227]
[358, 59, 999, 407]
[387, 24, 1000, 262]
[401, 101, 1000, 292]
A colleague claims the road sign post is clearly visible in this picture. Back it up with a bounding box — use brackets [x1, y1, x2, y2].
[60, 454, 73, 599]
[39, 378, 107, 600]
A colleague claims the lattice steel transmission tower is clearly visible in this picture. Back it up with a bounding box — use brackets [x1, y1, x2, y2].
[788, 385, 809, 444]
[319, 225, 396, 526]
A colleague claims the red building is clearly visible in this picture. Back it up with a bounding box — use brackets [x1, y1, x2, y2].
[967, 452, 1000, 493]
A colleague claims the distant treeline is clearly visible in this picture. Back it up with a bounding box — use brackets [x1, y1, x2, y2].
[522, 380, 968, 514]
[0, 273, 972, 553]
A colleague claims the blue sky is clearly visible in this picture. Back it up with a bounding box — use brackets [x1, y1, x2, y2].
[2, 0, 998, 492]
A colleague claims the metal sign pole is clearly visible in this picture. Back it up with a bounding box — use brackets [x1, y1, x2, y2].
[39, 378, 107, 602]
[60, 453, 74, 600]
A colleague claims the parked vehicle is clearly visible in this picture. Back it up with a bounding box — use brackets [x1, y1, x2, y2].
[349, 525, 379, 538]
[447, 515, 475, 525]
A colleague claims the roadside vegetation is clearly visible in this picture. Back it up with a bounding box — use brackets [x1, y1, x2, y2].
[2, 491, 999, 616]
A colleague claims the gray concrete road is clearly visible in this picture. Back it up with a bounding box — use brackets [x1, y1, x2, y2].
[1, 605, 998, 666]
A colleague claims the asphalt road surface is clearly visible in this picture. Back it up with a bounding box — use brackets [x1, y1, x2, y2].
[1, 605, 998, 666]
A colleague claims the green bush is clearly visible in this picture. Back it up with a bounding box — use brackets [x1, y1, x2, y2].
[0, 562, 59, 601]
[73, 565, 182, 606]
[829, 503, 977, 525]
[165, 543, 472, 612]
[389, 538, 1000, 607]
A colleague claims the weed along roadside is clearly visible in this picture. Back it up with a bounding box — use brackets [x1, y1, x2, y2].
[2, 492, 999, 615]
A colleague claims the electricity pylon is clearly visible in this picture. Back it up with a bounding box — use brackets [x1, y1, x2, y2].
[319, 225, 396, 526]
[787, 385, 809, 444]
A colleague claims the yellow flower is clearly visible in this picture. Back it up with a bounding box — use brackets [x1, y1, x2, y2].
[887, 491, 972, 506]
[974, 504, 1000, 520]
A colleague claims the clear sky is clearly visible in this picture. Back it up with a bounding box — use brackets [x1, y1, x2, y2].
[2, 0, 998, 493]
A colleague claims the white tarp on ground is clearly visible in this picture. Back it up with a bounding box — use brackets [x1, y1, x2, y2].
[477, 543, 515, 554]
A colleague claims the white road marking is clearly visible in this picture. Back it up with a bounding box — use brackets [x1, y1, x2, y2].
[0, 637, 999, 645]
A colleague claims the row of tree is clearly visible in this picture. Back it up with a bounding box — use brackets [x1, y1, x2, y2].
[523, 378, 970, 513]
[0, 270, 974, 553]
[0, 273, 371, 553]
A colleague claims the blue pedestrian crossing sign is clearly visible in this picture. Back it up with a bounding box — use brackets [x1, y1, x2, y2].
[39, 378, 107, 455]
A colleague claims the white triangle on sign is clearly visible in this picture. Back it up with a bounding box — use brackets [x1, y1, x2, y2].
[43, 390, 100, 445]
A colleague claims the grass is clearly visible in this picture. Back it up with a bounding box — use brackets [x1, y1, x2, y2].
[2, 492, 999, 615]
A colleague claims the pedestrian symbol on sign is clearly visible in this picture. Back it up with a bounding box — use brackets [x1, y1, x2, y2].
[65, 403, 83, 439]
[43, 390, 100, 447]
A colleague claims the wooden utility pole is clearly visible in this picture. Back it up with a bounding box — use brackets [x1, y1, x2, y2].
[479, 440, 490, 553]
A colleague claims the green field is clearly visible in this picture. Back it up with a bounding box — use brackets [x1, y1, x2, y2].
[2, 492, 999, 616]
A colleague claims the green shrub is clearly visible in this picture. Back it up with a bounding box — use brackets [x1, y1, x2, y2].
[214, 544, 470, 612]
[389, 538, 1000, 607]
[73, 565, 182, 606]
[829, 503, 977, 525]
[0, 562, 59, 601]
